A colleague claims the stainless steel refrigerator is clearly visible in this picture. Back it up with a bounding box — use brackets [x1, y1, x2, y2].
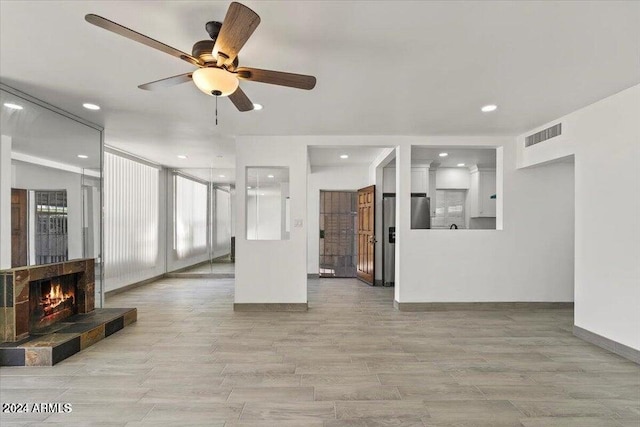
[382, 194, 430, 286]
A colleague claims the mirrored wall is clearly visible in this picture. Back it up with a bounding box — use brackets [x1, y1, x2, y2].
[246, 167, 290, 240]
[167, 168, 235, 275]
[0, 85, 103, 306]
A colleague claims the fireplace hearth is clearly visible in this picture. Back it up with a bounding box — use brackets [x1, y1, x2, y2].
[1, 259, 138, 366]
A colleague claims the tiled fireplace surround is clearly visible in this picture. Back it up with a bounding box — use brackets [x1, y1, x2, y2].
[0, 259, 95, 342]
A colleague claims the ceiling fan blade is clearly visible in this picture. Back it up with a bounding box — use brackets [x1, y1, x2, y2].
[85, 14, 202, 67]
[213, 2, 260, 66]
[228, 86, 254, 112]
[138, 73, 193, 90]
[236, 67, 316, 90]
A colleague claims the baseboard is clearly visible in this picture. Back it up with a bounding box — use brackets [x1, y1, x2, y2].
[167, 260, 211, 274]
[165, 273, 234, 279]
[105, 274, 166, 297]
[212, 254, 233, 263]
[573, 325, 640, 364]
[375, 279, 384, 286]
[307, 274, 320, 279]
[393, 300, 574, 311]
[234, 303, 308, 312]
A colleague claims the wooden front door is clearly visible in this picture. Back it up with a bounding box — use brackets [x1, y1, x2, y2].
[11, 188, 28, 267]
[357, 185, 375, 285]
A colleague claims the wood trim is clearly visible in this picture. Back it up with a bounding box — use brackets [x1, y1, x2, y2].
[356, 185, 375, 285]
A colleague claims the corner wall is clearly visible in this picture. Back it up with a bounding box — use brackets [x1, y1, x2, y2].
[518, 85, 640, 351]
[235, 137, 308, 304]
[397, 141, 575, 303]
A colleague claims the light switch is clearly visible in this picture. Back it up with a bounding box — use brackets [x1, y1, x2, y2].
[294, 219, 303, 228]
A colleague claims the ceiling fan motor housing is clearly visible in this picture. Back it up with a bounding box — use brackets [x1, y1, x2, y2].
[205, 21, 222, 39]
[192, 39, 239, 69]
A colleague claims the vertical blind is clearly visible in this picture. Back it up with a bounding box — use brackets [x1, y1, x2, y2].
[104, 152, 160, 284]
[174, 174, 208, 259]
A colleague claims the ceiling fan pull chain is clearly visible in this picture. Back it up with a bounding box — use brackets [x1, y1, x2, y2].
[212, 89, 222, 125]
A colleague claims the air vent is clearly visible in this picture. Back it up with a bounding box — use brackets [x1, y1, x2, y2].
[525, 123, 562, 147]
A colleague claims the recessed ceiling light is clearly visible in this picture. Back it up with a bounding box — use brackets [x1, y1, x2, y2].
[77, 154, 89, 159]
[439, 152, 448, 157]
[457, 163, 465, 167]
[3, 103, 23, 110]
[253, 103, 263, 111]
[340, 154, 349, 159]
[177, 155, 187, 159]
[260, 193, 265, 196]
[481, 104, 497, 112]
[267, 174, 274, 178]
[219, 175, 225, 178]
[83, 103, 100, 110]
[247, 186, 252, 189]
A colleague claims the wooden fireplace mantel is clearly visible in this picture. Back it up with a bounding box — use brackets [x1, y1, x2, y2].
[0, 258, 95, 342]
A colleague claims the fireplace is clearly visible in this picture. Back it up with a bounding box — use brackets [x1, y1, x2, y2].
[29, 274, 78, 333]
[1, 258, 95, 342]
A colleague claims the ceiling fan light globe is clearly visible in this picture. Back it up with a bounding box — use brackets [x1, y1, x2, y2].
[192, 67, 239, 97]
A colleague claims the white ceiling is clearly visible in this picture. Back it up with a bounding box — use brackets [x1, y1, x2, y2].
[1, 90, 101, 171]
[412, 146, 496, 169]
[1, 1, 638, 168]
[309, 146, 389, 167]
[174, 168, 236, 185]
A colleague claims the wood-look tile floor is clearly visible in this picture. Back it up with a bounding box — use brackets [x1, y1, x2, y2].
[1, 277, 638, 426]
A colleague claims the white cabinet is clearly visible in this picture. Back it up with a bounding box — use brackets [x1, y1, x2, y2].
[382, 167, 430, 194]
[411, 168, 428, 193]
[383, 167, 396, 193]
[469, 167, 496, 217]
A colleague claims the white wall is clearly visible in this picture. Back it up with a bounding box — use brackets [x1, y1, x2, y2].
[235, 137, 307, 304]
[307, 165, 371, 275]
[12, 159, 84, 261]
[0, 135, 11, 269]
[237, 136, 574, 308]
[397, 140, 574, 303]
[371, 148, 396, 282]
[518, 84, 640, 350]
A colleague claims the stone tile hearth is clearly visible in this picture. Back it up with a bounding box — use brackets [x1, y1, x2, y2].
[1, 259, 137, 366]
[0, 308, 136, 366]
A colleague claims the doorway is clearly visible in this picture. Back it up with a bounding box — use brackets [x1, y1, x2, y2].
[319, 191, 357, 278]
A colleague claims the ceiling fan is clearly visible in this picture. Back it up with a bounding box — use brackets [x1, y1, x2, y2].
[85, 2, 316, 112]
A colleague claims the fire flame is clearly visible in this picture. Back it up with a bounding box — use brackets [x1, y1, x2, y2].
[43, 284, 74, 312]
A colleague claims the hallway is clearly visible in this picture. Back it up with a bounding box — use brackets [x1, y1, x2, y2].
[1, 278, 638, 425]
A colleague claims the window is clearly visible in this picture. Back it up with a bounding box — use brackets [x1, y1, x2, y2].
[104, 152, 159, 280]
